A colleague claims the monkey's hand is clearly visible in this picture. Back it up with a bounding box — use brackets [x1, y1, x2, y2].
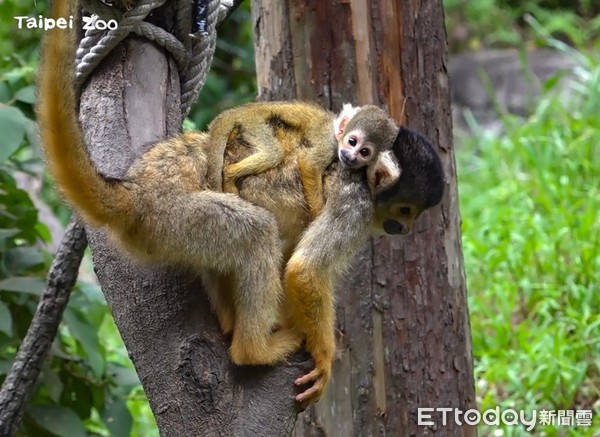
[294, 354, 333, 406]
[285, 255, 337, 406]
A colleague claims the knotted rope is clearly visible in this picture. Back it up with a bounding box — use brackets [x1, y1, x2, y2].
[74, 0, 234, 117]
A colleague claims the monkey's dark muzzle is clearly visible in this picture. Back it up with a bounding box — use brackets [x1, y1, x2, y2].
[383, 219, 408, 235]
[339, 150, 360, 168]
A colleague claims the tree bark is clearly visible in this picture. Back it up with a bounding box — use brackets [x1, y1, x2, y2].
[252, 1, 476, 435]
[79, 23, 309, 437]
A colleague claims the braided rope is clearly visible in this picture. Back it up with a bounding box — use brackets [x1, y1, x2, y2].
[217, 1, 235, 23]
[75, 0, 166, 87]
[80, 0, 122, 21]
[180, 0, 221, 116]
[136, 22, 189, 71]
[74, 0, 232, 116]
[175, 0, 193, 52]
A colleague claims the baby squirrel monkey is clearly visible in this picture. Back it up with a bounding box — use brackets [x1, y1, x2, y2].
[39, 0, 445, 407]
[212, 102, 399, 218]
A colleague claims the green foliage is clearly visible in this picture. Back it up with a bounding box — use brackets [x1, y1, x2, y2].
[0, 141, 145, 436]
[458, 49, 600, 434]
[0, 0, 44, 71]
[444, 0, 600, 51]
[0, 106, 27, 162]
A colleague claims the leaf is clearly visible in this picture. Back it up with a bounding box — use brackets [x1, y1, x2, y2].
[40, 367, 64, 403]
[0, 106, 26, 162]
[59, 372, 94, 419]
[34, 221, 52, 243]
[102, 397, 133, 437]
[0, 276, 45, 295]
[69, 283, 107, 330]
[107, 363, 140, 390]
[27, 404, 87, 437]
[64, 308, 105, 377]
[24, 117, 42, 154]
[4, 247, 44, 274]
[0, 301, 12, 335]
[0, 228, 20, 243]
[77, 281, 105, 304]
[542, 72, 564, 92]
[0, 359, 13, 375]
[14, 85, 36, 104]
[0, 169, 39, 243]
[0, 82, 10, 103]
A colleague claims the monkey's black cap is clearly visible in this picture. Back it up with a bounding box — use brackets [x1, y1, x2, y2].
[377, 126, 445, 210]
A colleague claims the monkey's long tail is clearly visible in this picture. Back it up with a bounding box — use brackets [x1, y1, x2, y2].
[37, 0, 133, 227]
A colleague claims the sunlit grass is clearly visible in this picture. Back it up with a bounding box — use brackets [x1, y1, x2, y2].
[458, 53, 600, 435]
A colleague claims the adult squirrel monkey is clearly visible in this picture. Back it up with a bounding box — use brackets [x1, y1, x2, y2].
[38, 0, 445, 405]
[212, 102, 399, 218]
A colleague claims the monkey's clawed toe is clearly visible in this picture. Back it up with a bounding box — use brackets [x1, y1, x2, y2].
[294, 365, 330, 406]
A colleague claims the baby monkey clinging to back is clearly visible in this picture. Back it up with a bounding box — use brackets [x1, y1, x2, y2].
[334, 103, 400, 187]
[211, 102, 399, 219]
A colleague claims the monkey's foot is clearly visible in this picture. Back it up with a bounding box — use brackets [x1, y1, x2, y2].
[230, 328, 303, 365]
[294, 362, 331, 406]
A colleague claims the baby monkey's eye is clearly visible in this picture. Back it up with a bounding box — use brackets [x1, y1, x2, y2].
[348, 136, 358, 147]
[399, 207, 412, 216]
[359, 148, 370, 157]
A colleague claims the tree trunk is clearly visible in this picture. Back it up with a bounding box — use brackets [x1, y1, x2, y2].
[252, 1, 476, 435]
[79, 12, 309, 437]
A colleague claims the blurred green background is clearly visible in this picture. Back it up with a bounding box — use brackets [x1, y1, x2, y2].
[0, 0, 598, 435]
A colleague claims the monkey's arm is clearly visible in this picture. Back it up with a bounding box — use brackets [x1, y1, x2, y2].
[284, 167, 373, 405]
[297, 155, 326, 219]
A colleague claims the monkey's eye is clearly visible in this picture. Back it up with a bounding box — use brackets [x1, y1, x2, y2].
[359, 148, 370, 157]
[399, 207, 412, 216]
[348, 136, 358, 147]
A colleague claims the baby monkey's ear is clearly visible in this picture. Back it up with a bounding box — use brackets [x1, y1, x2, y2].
[367, 150, 401, 195]
[333, 103, 359, 140]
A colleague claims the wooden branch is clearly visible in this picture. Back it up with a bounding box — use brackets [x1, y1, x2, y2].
[79, 32, 310, 436]
[0, 219, 87, 436]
